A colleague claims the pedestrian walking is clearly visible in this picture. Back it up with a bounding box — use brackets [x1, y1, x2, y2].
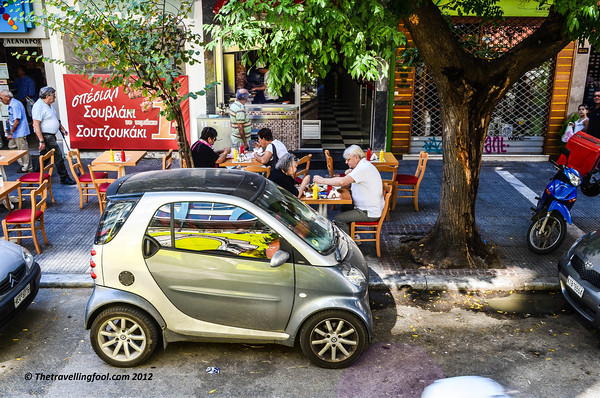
[32, 86, 76, 185]
[0, 90, 31, 172]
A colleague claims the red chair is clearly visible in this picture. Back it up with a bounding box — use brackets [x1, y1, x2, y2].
[66, 149, 108, 209]
[394, 151, 429, 211]
[350, 183, 392, 257]
[2, 180, 49, 254]
[19, 149, 55, 203]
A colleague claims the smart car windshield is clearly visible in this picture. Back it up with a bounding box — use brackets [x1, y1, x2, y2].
[255, 181, 334, 253]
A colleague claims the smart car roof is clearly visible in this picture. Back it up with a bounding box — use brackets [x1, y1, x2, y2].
[106, 168, 268, 202]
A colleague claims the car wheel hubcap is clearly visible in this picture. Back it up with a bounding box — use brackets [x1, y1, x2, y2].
[310, 319, 358, 363]
[97, 317, 147, 362]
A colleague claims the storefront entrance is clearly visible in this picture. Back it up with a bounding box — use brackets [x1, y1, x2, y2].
[300, 66, 373, 150]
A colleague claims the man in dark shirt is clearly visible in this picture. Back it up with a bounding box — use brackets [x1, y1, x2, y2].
[587, 90, 600, 139]
[191, 127, 231, 168]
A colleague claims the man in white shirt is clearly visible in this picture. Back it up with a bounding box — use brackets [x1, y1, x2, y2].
[32, 86, 76, 185]
[313, 145, 384, 235]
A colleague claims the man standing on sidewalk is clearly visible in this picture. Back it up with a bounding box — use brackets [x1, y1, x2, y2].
[32, 86, 76, 185]
[586, 90, 600, 139]
[0, 90, 31, 172]
[228, 88, 252, 151]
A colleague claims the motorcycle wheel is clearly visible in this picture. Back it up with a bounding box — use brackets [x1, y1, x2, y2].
[527, 211, 567, 254]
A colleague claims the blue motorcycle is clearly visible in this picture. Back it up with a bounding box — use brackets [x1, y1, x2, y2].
[527, 150, 581, 254]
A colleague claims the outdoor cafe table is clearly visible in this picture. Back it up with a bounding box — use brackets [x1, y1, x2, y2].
[0, 149, 28, 178]
[219, 155, 262, 168]
[369, 152, 399, 168]
[92, 150, 147, 177]
[0, 180, 20, 210]
[301, 188, 352, 218]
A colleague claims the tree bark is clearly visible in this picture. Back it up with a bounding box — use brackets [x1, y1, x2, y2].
[173, 104, 193, 168]
[403, 1, 571, 268]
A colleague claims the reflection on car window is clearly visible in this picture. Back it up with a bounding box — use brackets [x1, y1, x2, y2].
[147, 204, 173, 247]
[255, 180, 333, 253]
[146, 202, 279, 260]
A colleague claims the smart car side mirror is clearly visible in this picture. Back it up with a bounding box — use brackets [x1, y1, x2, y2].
[270, 250, 290, 268]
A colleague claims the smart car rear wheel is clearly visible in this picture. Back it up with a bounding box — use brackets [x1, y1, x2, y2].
[299, 310, 367, 369]
[90, 306, 159, 367]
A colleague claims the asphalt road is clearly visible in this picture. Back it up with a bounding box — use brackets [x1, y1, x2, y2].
[0, 287, 599, 397]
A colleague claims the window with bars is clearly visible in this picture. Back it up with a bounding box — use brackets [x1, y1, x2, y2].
[410, 17, 555, 138]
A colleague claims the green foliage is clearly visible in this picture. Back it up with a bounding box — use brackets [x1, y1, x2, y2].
[207, 0, 600, 92]
[205, 0, 405, 93]
[17, 0, 210, 123]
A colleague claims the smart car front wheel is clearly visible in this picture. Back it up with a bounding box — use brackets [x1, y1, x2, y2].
[299, 310, 367, 369]
[90, 306, 159, 367]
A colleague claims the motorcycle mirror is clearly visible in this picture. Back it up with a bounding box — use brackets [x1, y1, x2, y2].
[560, 146, 571, 159]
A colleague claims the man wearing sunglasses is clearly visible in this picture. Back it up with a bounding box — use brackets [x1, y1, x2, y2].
[587, 90, 600, 139]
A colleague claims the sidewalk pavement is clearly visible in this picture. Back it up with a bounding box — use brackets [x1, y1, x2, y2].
[3, 153, 592, 292]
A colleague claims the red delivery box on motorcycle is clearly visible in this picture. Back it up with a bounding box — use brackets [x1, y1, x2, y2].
[558, 131, 600, 176]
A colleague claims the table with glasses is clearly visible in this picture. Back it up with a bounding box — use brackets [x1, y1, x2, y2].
[301, 188, 352, 217]
[219, 154, 262, 168]
[92, 150, 147, 177]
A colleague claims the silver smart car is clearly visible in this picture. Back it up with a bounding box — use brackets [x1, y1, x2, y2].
[85, 168, 372, 368]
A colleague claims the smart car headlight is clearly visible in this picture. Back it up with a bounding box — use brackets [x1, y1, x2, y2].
[339, 262, 366, 287]
[21, 247, 34, 270]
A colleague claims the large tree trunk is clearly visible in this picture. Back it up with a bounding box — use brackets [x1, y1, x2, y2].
[173, 104, 193, 168]
[403, 0, 572, 268]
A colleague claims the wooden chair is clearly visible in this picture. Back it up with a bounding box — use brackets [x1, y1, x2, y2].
[294, 154, 312, 183]
[324, 149, 335, 177]
[66, 149, 108, 209]
[394, 151, 429, 211]
[2, 180, 49, 254]
[88, 163, 120, 214]
[350, 183, 392, 257]
[375, 164, 398, 221]
[162, 148, 174, 170]
[243, 165, 271, 178]
[18, 149, 55, 203]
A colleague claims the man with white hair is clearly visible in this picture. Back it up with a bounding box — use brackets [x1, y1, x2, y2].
[0, 89, 31, 172]
[313, 145, 385, 235]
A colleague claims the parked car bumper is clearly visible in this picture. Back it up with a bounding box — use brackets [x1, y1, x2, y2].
[0, 262, 41, 328]
[558, 255, 600, 328]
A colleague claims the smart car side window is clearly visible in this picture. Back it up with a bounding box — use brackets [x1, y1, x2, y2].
[146, 204, 173, 247]
[147, 202, 280, 260]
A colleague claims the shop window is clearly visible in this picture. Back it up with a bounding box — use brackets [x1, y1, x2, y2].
[222, 49, 296, 105]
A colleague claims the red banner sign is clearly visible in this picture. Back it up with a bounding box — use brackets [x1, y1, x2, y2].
[64, 74, 190, 150]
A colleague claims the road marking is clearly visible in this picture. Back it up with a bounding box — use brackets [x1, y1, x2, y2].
[495, 169, 585, 238]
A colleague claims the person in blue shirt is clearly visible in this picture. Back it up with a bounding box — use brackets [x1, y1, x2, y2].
[0, 90, 31, 172]
[13, 66, 36, 103]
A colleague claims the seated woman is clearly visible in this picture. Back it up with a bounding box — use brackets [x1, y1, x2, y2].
[254, 128, 288, 181]
[191, 127, 231, 168]
[271, 153, 310, 198]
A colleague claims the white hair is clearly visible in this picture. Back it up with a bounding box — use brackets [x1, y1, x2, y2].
[343, 145, 365, 160]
